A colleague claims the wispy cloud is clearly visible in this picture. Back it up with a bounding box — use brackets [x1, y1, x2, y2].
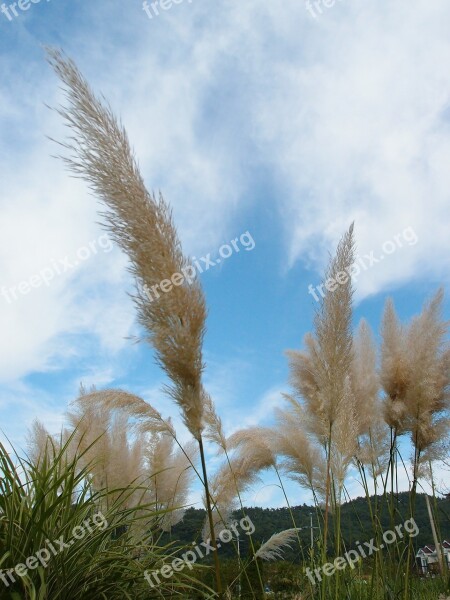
[252, 0, 450, 297]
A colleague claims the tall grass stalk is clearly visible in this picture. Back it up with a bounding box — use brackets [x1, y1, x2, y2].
[47, 48, 226, 597]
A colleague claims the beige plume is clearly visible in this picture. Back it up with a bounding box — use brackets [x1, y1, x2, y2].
[73, 388, 174, 436]
[66, 398, 145, 508]
[227, 426, 275, 468]
[47, 48, 207, 441]
[203, 391, 227, 452]
[145, 431, 198, 532]
[286, 224, 355, 442]
[403, 289, 449, 453]
[203, 449, 269, 540]
[48, 49, 223, 592]
[284, 224, 355, 539]
[272, 407, 325, 498]
[351, 319, 380, 436]
[27, 420, 59, 465]
[255, 528, 300, 561]
[380, 298, 409, 433]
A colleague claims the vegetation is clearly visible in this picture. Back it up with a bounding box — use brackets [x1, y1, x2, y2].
[162, 493, 450, 561]
[0, 439, 210, 599]
[0, 49, 448, 599]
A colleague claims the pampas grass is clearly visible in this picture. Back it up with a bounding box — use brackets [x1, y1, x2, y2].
[47, 48, 224, 595]
[383, 289, 450, 598]
[203, 449, 270, 540]
[403, 289, 449, 456]
[285, 223, 355, 555]
[68, 390, 200, 530]
[381, 290, 450, 491]
[255, 528, 300, 561]
[286, 224, 355, 439]
[65, 396, 146, 509]
[47, 48, 207, 441]
[381, 298, 409, 434]
[203, 391, 228, 452]
[73, 388, 174, 436]
[227, 426, 275, 470]
[1, 438, 205, 599]
[43, 48, 450, 599]
[272, 407, 325, 501]
[145, 430, 198, 532]
[27, 419, 59, 465]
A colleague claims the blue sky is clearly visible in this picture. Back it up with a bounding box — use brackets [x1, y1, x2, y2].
[0, 0, 449, 509]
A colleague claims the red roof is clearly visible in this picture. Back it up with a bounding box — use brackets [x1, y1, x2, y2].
[418, 542, 450, 554]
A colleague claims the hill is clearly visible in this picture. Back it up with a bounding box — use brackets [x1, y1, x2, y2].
[162, 492, 450, 562]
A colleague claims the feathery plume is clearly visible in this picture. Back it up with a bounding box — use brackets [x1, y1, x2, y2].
[227, 427, 275, 468]
[403, 289, 449, 453]
[286, 224, 355, 441]
[66, 397, 145, 507]
[350, 318, 390, 478]
[351, 319, 380, 436]
[380, 298, 409, 432]
[203, 391, 228, 452]
[145, 431, 198, 531]
[255, 529, 300, 561]
[284, 224, 355, 538]
[203, 449, 269, 540]
[272, 407, 326, 499]
[47, 48, 207, 440]
[73, 388, 174, 436]
[381, 290, 449, 452]
[27, 420, 59, 465]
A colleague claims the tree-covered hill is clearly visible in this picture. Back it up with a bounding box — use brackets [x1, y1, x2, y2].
[162, 492, 450, 562]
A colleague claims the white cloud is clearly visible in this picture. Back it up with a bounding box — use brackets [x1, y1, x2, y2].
[253, 0, 450, 298]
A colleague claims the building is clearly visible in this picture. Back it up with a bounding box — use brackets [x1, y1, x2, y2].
[416, 541, 450, 575]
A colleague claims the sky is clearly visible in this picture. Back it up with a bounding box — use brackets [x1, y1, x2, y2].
[0, 0, 449, 511]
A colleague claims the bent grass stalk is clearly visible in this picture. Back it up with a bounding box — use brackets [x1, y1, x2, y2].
[47, 48, 225, 597]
